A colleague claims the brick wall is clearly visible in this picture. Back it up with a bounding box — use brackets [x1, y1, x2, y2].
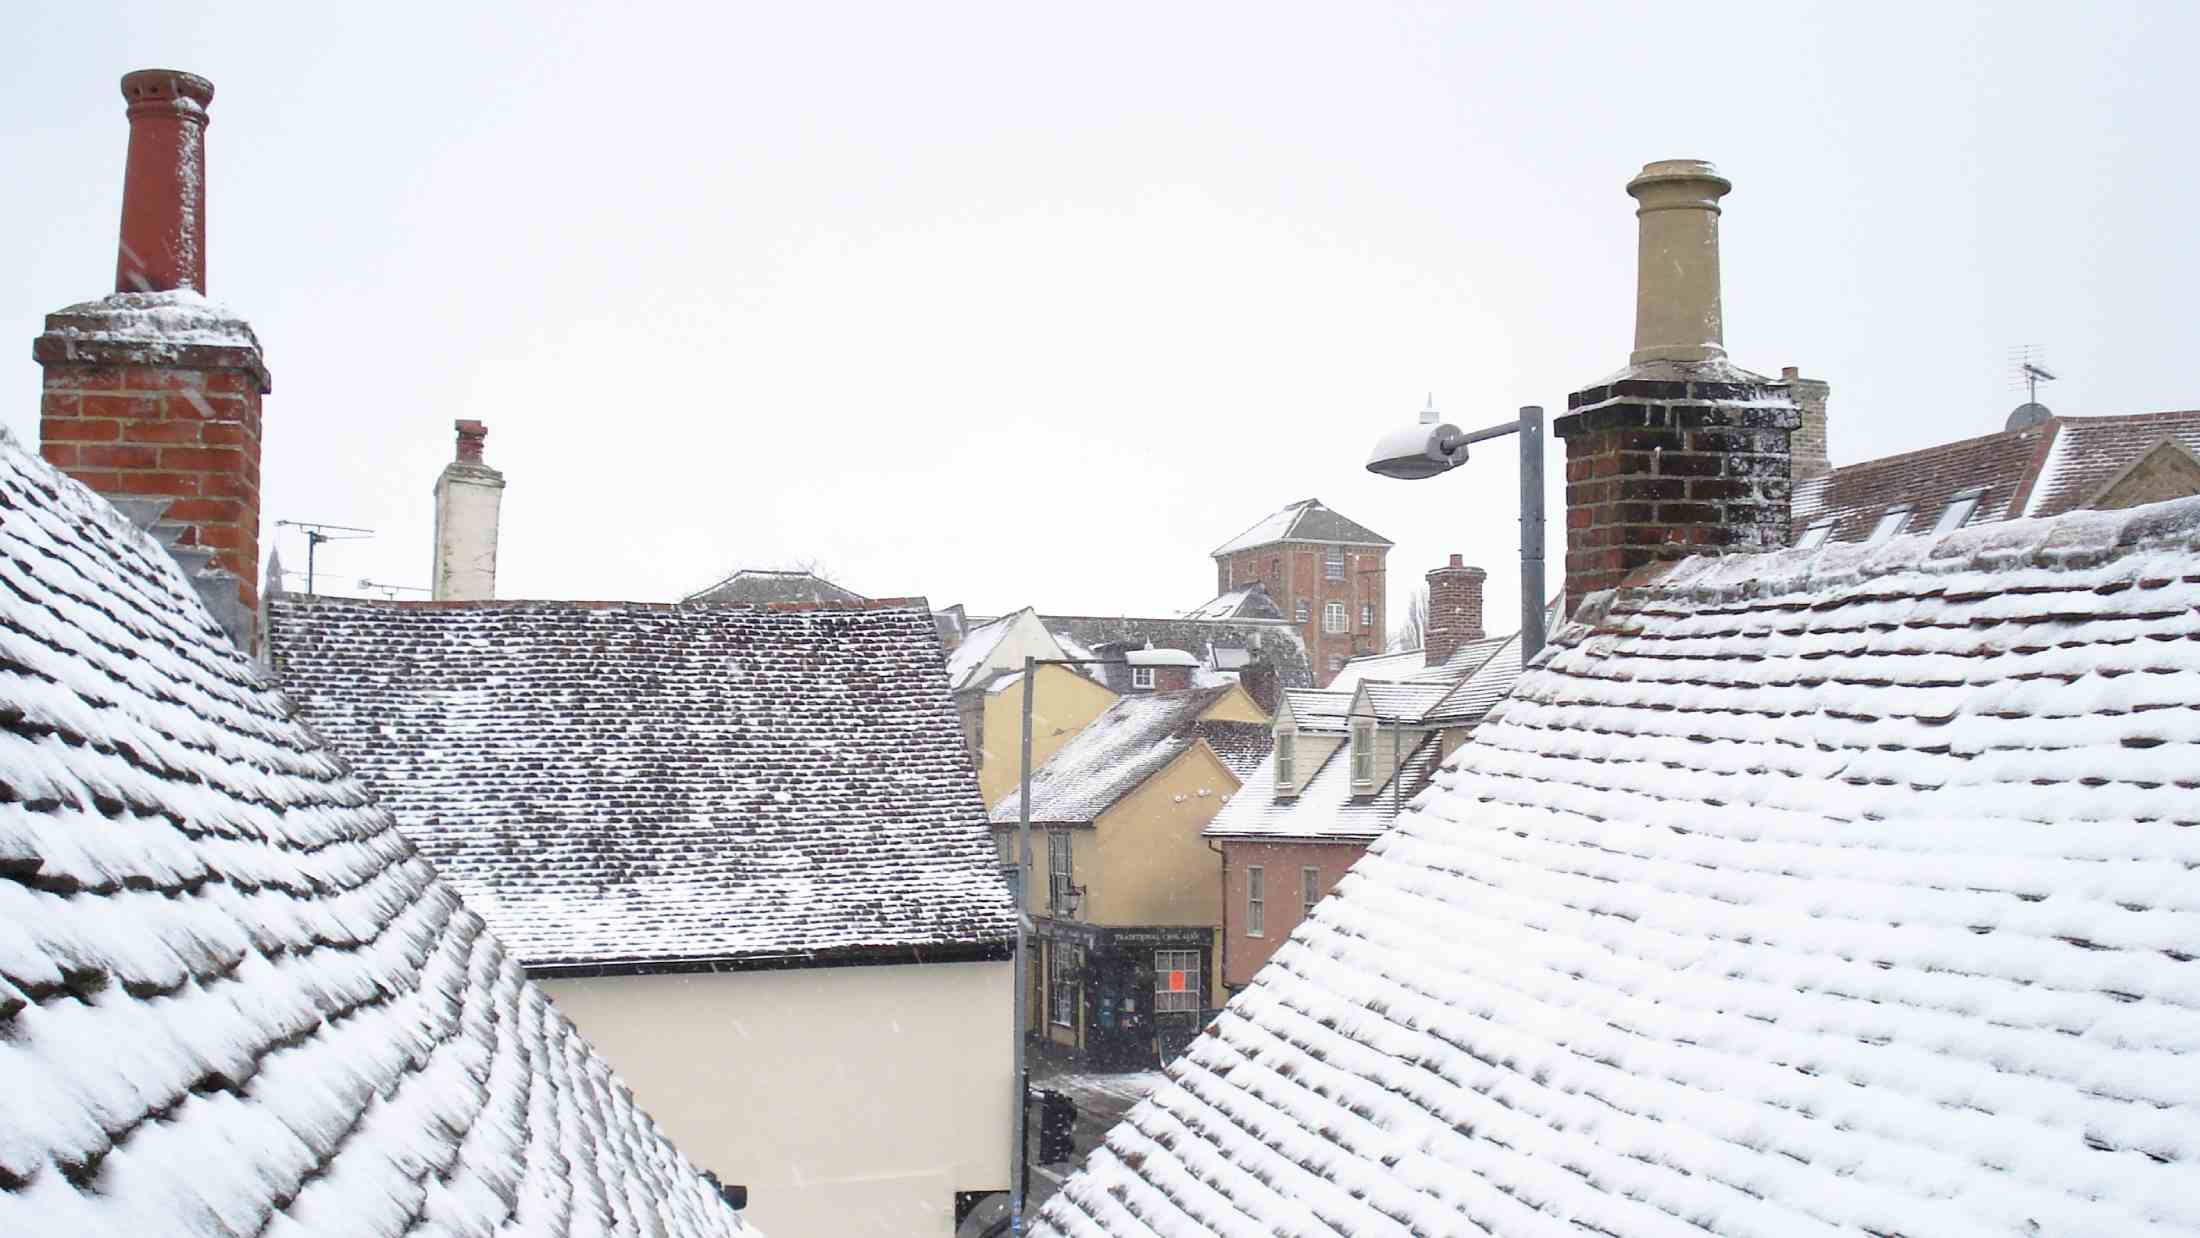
[1555, 375, 1799, 617]
[1779, 366, 1832, 482]
[1217, 540, 1387, 685]
[1218, 837, 1368, 988]
[1423, 555, 1486, 667]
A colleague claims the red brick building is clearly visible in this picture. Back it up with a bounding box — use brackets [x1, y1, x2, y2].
[1208, 498, 1392, 686]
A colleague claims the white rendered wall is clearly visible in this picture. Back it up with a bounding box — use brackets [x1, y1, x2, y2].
[431, 466, 504, 601]
[542, 959, 1013, 1237]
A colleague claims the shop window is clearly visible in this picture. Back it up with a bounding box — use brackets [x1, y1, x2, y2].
[1323, 601, 1347, 633]
[1050, 944, 1081, 1026]
[1155, 949, 1201, 1013]
[1246, 866, 1265, 936]
[1302, 866, 1321, 915]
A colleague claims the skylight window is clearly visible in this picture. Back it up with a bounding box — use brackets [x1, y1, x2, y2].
[1933, 488, 1985, 535]
[1797, 518, 1837, 550]
[1866, 505, 1915, 544]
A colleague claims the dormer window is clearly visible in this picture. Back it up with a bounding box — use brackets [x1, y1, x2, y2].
[1275, 729, 1296, 793]
[1131, 665, 1155, 690]
[1797, 517, 1836, 550]
[1351, 720, 1375, 786]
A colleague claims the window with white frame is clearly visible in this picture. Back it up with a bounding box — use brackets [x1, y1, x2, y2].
[1246, 866, 1265, 936]
[1352, 720, 1375, 785]
[1275, 729, 1295, 790]
[1130, 665, 1155, 689]
[1049, 944, 1081, 1026]
[1328, 654, 1344, 672]
[1797, 517, 1837, 550]
[1360, 603, 1373, 628]
[1325, 547, 1345, 580]
[1323, 601, 1348, 633]
[1302, 866, 1321, 915]
[1295, 599, 1310, 623]
[1867, 504, 1914, 544]
[1047, 830, 1076, 914]
[1933, 488, 1986, 534]
[1155, 949, 1201, 1013]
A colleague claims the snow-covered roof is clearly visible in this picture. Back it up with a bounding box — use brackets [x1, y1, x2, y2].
[1791, 408, 2200, 544]
[1353, 680, 1455, 722]
[265, 594, 1015, 972]
[1041, 614, 1313, 694]
[1040, 494, 2200, 1237]
[1324, 647, 1425, 689]
[0, 438, 748, 1237]
[681, 567, 867, 606]
[1125, 646, 1201, 668]
[1210, 497, 1394, 556]
[1280, 689, 1354, 734]
[990, 687, 1252, 825]
[945, 606, 1061, 692]
[1203, 732, 1441, 843]
[1184, 582, 1285, 622]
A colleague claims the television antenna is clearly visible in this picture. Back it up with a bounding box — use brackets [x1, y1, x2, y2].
[357, 579, 429, 600]
[274, 519, 373, 595]
[2009, 345, 2059, 404]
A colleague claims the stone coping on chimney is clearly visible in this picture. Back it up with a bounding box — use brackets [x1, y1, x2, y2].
[1558, 376, 1802, 438]
[35, 291, 270, 392]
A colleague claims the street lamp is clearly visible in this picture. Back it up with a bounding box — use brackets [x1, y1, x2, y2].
[1365, 400, 1547, 665]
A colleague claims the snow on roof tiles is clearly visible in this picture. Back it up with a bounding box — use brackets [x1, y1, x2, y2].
[1210, 498, 1395, 556]
[1184, 583, 1285, 622]
[264, 593, 1014, 972]
[1281, 689, 1354, 733]
[1203, 733, 1440, 843]
[681, 568, 867, 606]
[1791, 409, 2200, 544]
[1042, 494, 2200, 1237]
[990, 687, 1244, 825]
[0, 439, 748, 1237]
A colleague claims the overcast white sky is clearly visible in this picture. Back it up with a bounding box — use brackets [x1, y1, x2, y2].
[6, 2, 2193, 631]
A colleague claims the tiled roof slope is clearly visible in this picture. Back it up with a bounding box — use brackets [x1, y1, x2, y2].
[1040, 614, 1313, 692]
[0, 440, 748, 1237]
[1791, 409, 2200, 543]
[265, 595, 1015, 972]
[682, 568, 866, 606]
[2027, 410, 2200, 518]
[1041, 495, 2200, 1238]
[990, 687, 1240, 825]
[1189, 719, 1276, 780]
[1211, 498, 1395, 556]
[1184, 583, 1285, 622]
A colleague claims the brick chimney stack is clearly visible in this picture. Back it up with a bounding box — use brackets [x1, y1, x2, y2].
[1553, 160, 1799, 620]
[36, 70, 270, 651]
[432, 420, 507, 601]
[1778, 365, 1832, 482]
[1423, 554, 1487, 668]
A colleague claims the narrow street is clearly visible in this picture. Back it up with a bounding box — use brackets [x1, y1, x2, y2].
[959, 1063, 1168, 1236]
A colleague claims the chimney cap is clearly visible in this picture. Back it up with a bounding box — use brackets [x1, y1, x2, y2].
[1627, 158, 1731, 200]
[120, 69, 215, 111]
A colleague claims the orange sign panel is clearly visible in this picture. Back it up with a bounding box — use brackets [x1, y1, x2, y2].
[1168, 970, 1187, 992]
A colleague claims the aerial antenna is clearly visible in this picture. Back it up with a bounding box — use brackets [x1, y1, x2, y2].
[357, 579, 429, 600]
[274, 519, 373, 595]
[2009, 345, 2059, 403]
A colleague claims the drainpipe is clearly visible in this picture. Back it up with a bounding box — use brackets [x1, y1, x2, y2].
[1205, 837, 1228, 995]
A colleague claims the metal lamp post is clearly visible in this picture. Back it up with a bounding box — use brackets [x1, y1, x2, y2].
[1364, 402, 1547, 665]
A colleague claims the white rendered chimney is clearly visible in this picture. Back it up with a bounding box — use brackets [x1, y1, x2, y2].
[432, 420, 504, 601]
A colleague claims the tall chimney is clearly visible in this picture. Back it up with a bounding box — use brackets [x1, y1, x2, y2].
[432, 420, 506, 601]
[1628, 160, 1730, 366]
[1422, 554, 1486, 668]
[1553, 160, 1799, 620]
[36, 70, 270, 651]
[1779, 365, 1832, 482]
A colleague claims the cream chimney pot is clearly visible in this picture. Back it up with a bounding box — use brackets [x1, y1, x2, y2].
[1627, 159, 1732, 367]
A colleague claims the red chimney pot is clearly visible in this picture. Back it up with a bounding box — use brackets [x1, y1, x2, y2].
[455, 419, 488, 463]
[115, 69, 215, 296]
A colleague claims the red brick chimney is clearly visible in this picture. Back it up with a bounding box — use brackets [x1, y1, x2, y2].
[1552, 160, 1798, 620]
[1423, 554, 1486, 667]
[35, 70, 270, 650]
